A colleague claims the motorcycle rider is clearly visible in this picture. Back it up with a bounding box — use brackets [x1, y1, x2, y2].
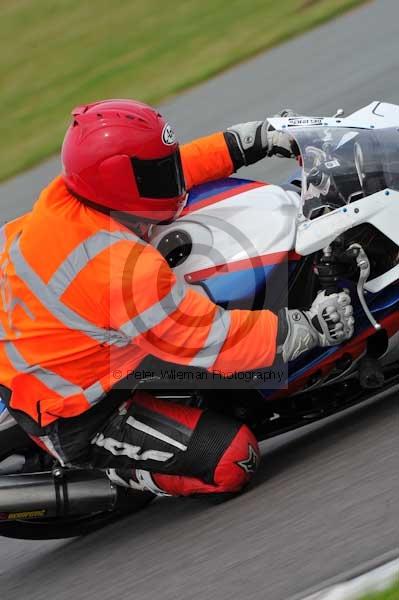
[0, 99, 354, 497]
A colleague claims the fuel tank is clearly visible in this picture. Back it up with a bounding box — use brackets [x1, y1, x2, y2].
[149, 177, 301, 309]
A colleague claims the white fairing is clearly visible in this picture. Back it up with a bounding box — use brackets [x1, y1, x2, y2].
[269, 101, 399, 293]
[295, 188, 399, 293]
[150, 184, 301, 289]
[268, 101, 399, 132]
[151, 101, 399, 295]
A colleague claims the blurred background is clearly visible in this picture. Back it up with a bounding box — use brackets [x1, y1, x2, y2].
[4, 2, 399, 600]
[1, 0, 366, 182]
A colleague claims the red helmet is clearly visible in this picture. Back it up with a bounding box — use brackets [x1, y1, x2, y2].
[61, 99, 187, 222]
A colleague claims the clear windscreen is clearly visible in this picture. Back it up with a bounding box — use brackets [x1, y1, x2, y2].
[292, 126, 399, 218]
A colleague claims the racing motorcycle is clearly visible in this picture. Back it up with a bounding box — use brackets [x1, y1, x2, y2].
[1, 101, 398, 539]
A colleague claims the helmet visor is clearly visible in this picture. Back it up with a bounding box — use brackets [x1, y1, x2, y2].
[131, 150, 186, 199]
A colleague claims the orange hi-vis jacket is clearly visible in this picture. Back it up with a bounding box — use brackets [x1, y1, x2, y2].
[0, 133, 278, 428]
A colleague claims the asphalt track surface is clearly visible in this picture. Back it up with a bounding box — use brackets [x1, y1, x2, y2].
[0, 1, 398, 598]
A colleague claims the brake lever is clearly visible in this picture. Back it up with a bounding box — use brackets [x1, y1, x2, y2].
[347, 243, 381, 330]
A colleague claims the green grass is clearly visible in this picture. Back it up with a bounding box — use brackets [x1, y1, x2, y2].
[359, 580, 399, 600]
[1, 0, 368, 182]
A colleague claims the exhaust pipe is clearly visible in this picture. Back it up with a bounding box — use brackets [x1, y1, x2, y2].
[0, 468, 117, 520]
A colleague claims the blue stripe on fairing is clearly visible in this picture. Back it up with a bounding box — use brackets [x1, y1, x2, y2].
[200, 265, 274, 306]
[196, 262, 297, 308]
[187, 177, 255, 207]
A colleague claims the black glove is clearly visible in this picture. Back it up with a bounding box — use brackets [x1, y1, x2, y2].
[224, 109, 299, 170]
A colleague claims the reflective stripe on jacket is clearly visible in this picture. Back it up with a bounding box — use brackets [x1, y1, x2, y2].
[0, 133, 277, 426]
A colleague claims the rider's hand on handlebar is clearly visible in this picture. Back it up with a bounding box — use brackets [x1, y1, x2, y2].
[225, 109, 299, 168]
[267, 109, 300, 158]
[277, 289, 355, 363]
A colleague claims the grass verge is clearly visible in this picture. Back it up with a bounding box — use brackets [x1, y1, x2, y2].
[359, 580, 399, 599]
[1, 0, 368, 181]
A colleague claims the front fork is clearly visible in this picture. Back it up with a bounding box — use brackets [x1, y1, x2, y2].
[316, 243, 380, 330]
[316, 243, 385, 389]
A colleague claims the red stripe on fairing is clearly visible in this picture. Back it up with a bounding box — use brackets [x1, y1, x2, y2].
[185, 250, 301, 283]
[269, 311, 399, 401]
[181, 181, 267, 216]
